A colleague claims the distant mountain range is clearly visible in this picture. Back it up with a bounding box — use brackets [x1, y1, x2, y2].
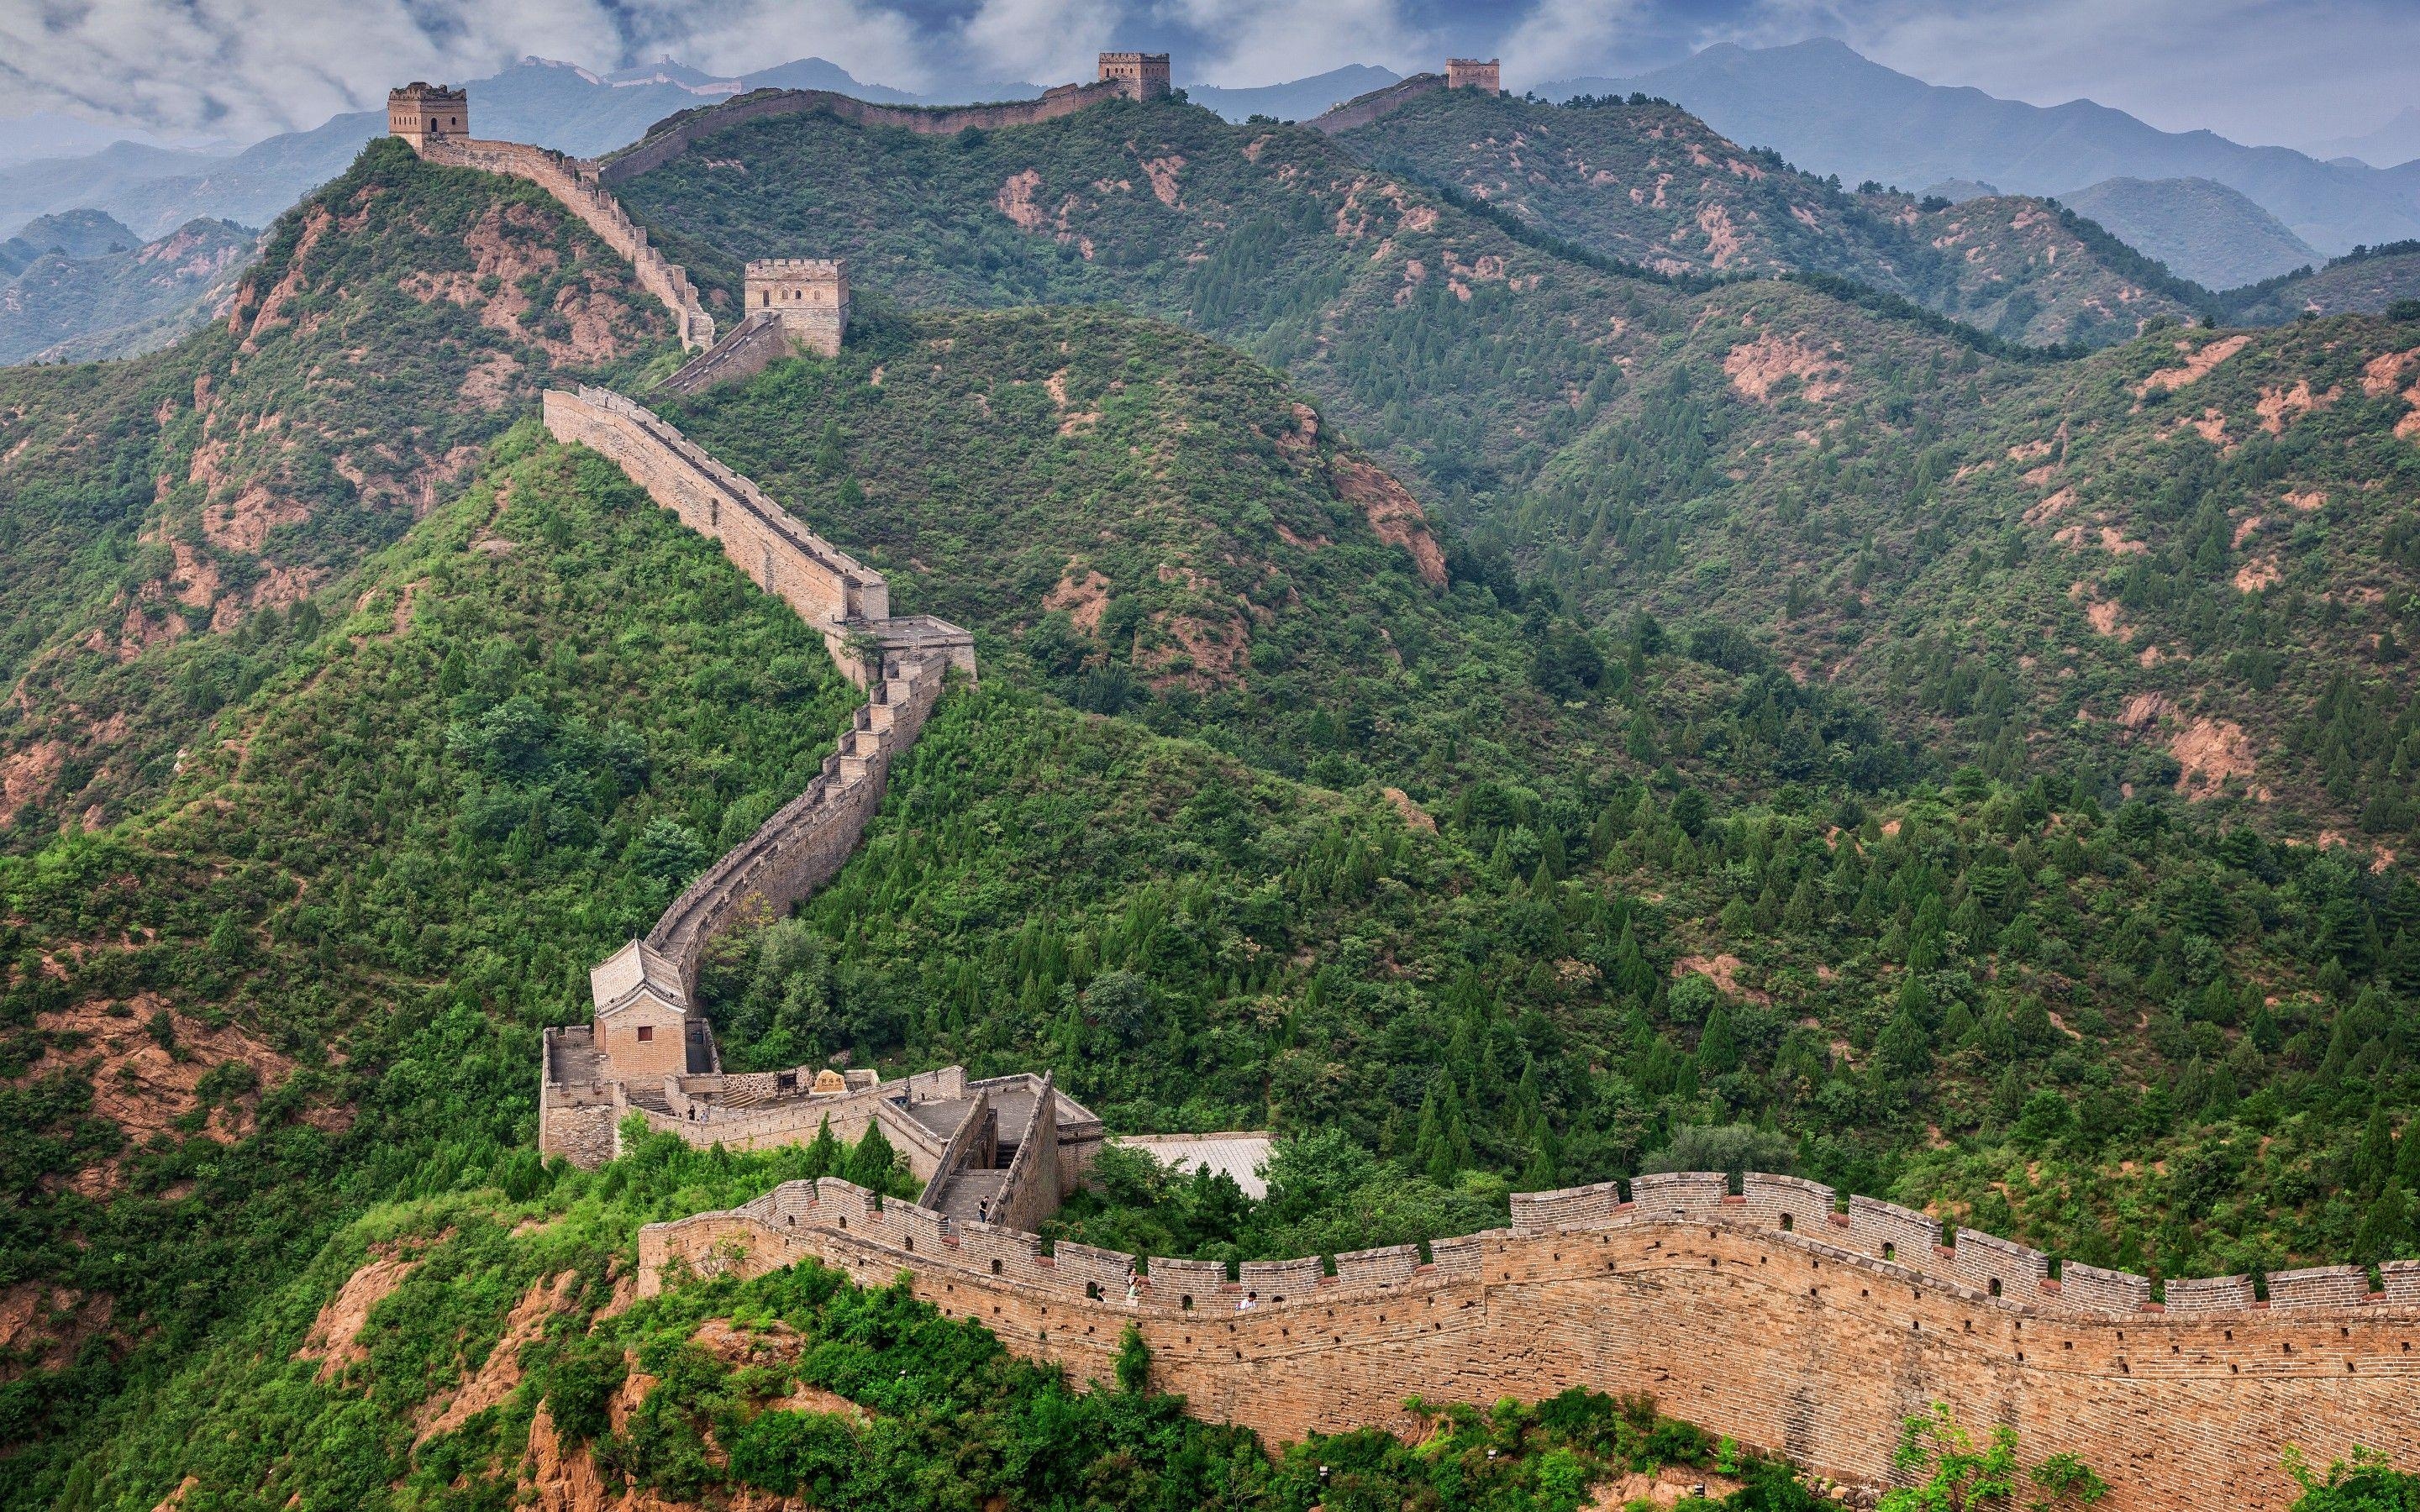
[1544, 39, 2420, 260]
[2302, 107, 2420, 171]
[2057, 176, 2317, 290]
[0, 209, 255, 363]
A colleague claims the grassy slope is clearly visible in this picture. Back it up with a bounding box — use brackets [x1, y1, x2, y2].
[1330, 91, 2204, 347]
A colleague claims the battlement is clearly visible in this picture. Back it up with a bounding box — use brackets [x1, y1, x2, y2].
[641, 1168, 2420, 1510]
[742, 258, 849, 358]
[1097, 52, 1173, 101]
[387, 82, 468, 148]
[1445, 58, 1502, 92]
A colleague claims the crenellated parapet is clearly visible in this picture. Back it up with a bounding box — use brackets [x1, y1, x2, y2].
[640, 1169, 2420, 1511]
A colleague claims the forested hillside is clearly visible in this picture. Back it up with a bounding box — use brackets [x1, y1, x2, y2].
[1327, 89, 2205, 346]
[0, 138, 677, 835]
[7, 108, 2420, 1512]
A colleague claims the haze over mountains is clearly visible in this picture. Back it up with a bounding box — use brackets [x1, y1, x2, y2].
[1544, 39, 2420, 260]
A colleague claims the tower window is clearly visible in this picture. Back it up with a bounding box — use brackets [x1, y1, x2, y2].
[636, 1026, 655, 1042]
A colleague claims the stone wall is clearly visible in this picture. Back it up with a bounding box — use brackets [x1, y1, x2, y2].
[640, 1173, 2420, 1512]
[1307, 73, 1445, 135]
[595, 81, 1134, 186]
[656, 311, 791, 396]
[541, 386, 886, 632]
[413, 135, 715, 349]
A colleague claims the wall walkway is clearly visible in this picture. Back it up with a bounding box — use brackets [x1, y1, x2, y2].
[1307, 74, 1447, 135]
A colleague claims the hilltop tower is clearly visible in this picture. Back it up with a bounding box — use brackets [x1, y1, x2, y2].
[744, 258, 850, 357]
[1097, 51, 1172, 101]
[387, 82, 468, 148]
[1445, 59, 1502, 93]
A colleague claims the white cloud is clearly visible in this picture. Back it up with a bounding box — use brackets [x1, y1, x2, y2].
[1168, 0, 1428, 87]
[960, 0, 1126, 86]
[1500, 0, 1650, 85]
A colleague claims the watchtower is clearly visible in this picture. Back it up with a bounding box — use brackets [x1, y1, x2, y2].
[1097, 52, 1172, 101]
[1445, 59, 1502, 93]
[387, 82, 468, 149]
[744, 259, 850, 358]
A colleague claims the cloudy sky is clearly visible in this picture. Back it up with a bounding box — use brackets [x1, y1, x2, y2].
[2, 0, 2412, 150]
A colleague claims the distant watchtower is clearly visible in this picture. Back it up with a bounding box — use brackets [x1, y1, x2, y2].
[744, 259, 850, 358]
[387, 82, 468, 149]
[1445, 59, 1502, 93]
[1097, 52, 1172, 101]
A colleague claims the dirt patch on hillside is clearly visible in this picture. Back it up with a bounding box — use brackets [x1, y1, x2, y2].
[1334, 455, 1449, 587]
[2360, 344, 2420, 433]
[0, 1280, 110, 1382]
[1139, 610, 1249, 691]
[0, 738, 66, 820]
[299, 1256, 417, 1380]
[203, 483, 312, 554]
[995, 169, 1046, 230]
[2257, 379, 2335, 433]
[1382, 787, 1435, 832]
[2173, 718, 2261, 800]
[1043, 564, 1111, 634]
[2023, 487, 2075, 527]
[2233, 557, 2282, 593]
[1723, 333, 1844, 402]
[1591, 1467, 1747, 1509]
[2286, 489, 2327, 512]
[1138, 154, 1186, 208]
[29, 995, 299, 1190]
[2136, 333, 2250, 396]
[1695, 202, 1743, 268]
[416, 1271, 580, 1441]
[1674, 953, 1770, 1005]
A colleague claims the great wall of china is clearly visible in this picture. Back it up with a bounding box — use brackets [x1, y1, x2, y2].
[387, 68, 2420, 1512]
[644, 1170, 2420, 1512]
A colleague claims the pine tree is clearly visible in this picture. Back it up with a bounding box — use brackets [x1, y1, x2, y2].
[804, 1115, 843, 1179]
[2354, 1104, 2396, 1198]
[2354, 1183, 2412, 1263]
[1698, 1002, 1741, 1077]
[844, 1121, 899, 1192]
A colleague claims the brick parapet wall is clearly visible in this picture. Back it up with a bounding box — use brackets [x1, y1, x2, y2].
[639, 1182, 2420, 1511]
[413, 135, 713, 349]
[656, 310, 791, 396]
[594, 81, 1134, 186]
[1306, 73, 1446, 136]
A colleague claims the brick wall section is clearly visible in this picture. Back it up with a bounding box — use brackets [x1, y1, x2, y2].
[1334, 1244, 1423, 1289]
[1837, 1194, 1946, 1274]
[413, 136, 714, 349]
[1627, 1170, 1729, 1221]
[2058, 1261, 2154, 1315]
[1307, 74, 1445, 136]
[2268, 1265, 2372, 1310]
[541, 386, 885, 629]
[2386, 1260, 2420, 1305]
[1145, 1257, 1231, 1310]
[596, 81, 1134, 186]
[1237, 1256, 1325, 1305]
[1949, 1228, 2052, 1302]
[1509, 1180, 1622, 1234]
[657, 310, 790, 396]
[639, 1186, 2420, 1512]
[2163, 1274, 2259, 1314]
[994, 1074, 1062, 1235]
[1739, 1173, 1836, 1234]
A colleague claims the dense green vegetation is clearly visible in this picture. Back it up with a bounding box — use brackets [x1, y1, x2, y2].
[0, 422, 858, 1488]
